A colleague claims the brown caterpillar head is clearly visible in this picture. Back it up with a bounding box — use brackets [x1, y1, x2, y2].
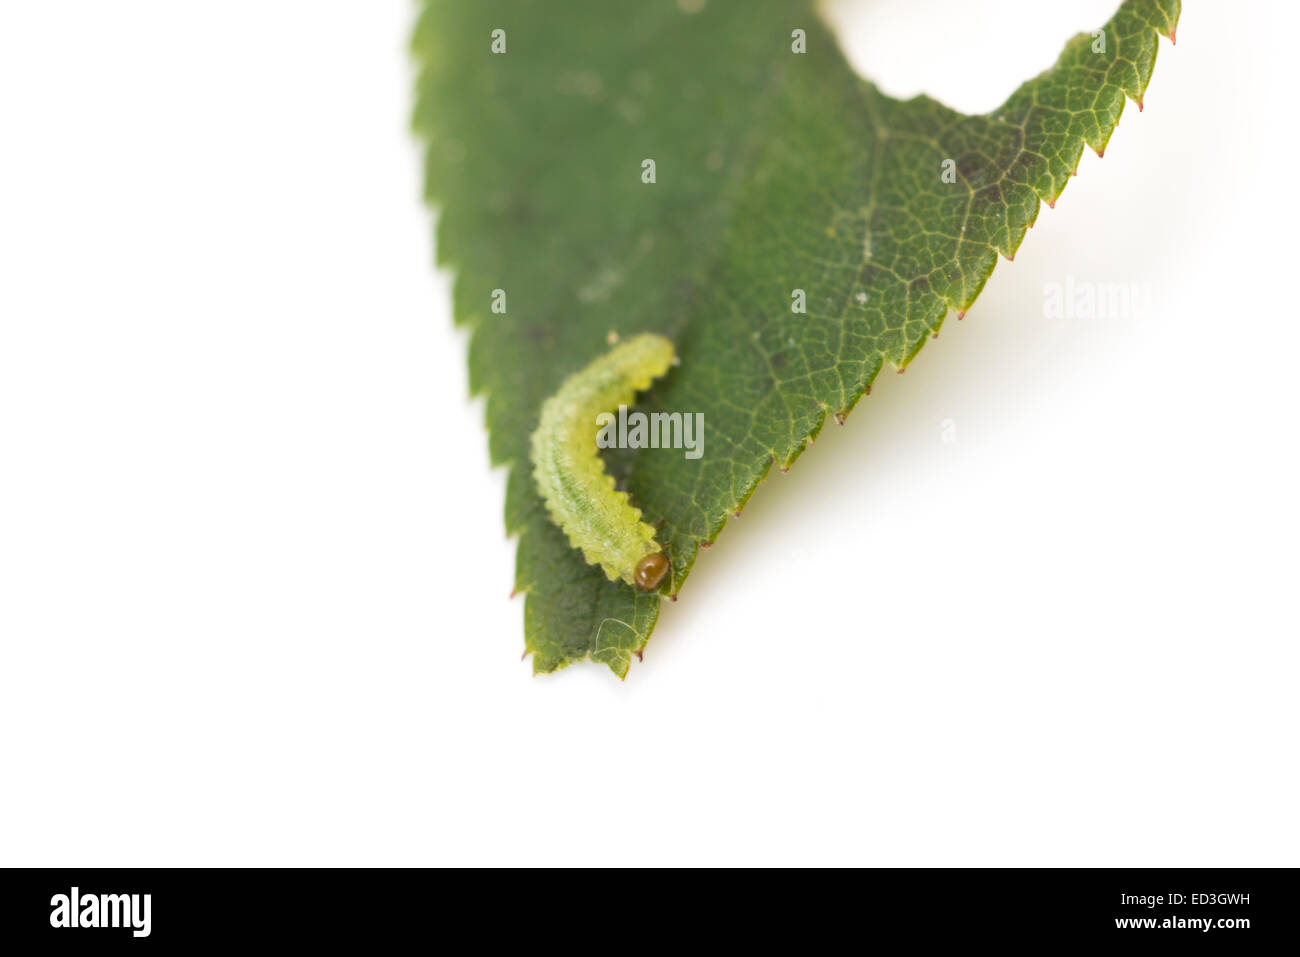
[634, 552, 669, 591]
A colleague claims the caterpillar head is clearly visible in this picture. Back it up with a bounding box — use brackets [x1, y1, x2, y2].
[634, 552, 669, 591]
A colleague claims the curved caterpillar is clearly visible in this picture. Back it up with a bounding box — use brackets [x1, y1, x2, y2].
[530, 333, 675, 591]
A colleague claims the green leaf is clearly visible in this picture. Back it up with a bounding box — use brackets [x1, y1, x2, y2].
[413, 0, 1180, 676]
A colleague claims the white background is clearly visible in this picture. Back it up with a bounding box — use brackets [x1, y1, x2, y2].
[1, 1, 1295, 867]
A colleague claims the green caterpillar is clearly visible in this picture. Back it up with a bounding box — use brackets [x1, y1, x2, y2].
[530, 333, 675, 591]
